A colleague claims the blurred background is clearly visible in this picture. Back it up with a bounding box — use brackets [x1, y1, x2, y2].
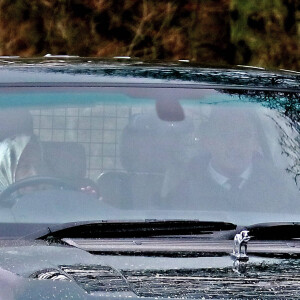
[0, 0, 299, 70]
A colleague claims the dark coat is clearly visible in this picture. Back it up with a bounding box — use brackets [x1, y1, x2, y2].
[164, 155, 298, 214]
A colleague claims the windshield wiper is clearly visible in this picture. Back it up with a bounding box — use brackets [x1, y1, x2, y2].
[244, 222, 300, 240]
[35, 220, 236, 240]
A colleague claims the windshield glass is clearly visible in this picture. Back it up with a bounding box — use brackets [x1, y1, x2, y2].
[0, 86, 299, 226]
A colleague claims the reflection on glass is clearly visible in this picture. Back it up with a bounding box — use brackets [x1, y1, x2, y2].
[0, 88, 298, 225]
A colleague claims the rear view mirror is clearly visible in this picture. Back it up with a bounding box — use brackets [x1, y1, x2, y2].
[156, 98, 185, 122]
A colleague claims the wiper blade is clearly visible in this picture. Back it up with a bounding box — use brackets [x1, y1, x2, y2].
[36, 220, 236, 240]
[245, 222, 300, 240]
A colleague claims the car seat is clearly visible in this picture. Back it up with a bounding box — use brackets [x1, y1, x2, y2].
[97, 113, 194, 209]
[41, 141, 97, 192]
[42, 141, 86, 179]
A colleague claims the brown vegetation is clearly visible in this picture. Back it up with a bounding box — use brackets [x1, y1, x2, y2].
[0, 0, 299, 70]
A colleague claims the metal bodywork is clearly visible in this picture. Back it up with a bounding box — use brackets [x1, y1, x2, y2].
[0, 239, 300, 299]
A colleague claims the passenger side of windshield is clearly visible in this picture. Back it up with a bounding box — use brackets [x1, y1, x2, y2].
[163, 106, 300, 214]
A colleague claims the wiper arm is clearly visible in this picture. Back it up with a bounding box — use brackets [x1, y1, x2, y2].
[35, 220, 236, 240]
[245, 222, 300, 240]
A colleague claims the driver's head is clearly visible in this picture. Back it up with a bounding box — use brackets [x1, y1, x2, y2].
[202, 107, 259, 177]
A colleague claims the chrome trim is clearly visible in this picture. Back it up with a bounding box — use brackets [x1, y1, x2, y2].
[232, 230, 250, 261]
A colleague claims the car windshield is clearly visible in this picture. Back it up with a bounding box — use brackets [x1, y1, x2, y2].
[0, 86, 299, 227]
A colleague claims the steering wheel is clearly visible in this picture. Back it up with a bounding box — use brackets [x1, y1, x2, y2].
[0, 176, 98, 206]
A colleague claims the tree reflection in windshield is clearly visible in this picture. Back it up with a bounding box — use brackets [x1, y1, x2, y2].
[221, 90, 300, 189]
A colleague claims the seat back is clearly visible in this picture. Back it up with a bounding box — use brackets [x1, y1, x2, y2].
[97, 171, 132, 208]
[97, 171, 164, 209]
[97, 113, 193, 209]
[41, 142, 86, 179]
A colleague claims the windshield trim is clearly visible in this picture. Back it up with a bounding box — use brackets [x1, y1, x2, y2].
[34, 220, 236, 240]
[0, 82, 299, 93]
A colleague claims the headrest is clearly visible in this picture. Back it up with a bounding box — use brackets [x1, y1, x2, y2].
[120, 113, 193, 173]
[125, 113, 193, 135]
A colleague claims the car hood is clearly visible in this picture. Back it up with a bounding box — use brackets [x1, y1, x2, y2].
[0, 240, 299, 299]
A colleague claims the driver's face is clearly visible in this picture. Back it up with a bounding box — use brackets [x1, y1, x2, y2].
[205, 110, 258, 177]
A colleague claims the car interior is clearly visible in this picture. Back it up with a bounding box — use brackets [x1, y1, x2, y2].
[0, 94, 298, 216]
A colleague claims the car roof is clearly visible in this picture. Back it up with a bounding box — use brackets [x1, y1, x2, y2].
[0, 57, 299, 91]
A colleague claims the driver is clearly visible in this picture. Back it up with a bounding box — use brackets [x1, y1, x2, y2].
[0, 135, 47, 193]
[0, 135, 98, 198]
